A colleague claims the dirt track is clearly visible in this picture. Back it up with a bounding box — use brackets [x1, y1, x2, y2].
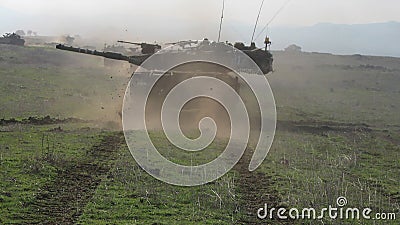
[277, 120, 372, 134]
[21, 120, 376, 224]
[234, 120, 376, 224]
[23, 133, 124, 224]
[235, 146, 296, 225]
[0, 116, 86, 126]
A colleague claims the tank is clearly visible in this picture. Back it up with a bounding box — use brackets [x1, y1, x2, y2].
[56, 39, 273, 74]
[0, 33, 25, 46]
[56, 39, 272, 136]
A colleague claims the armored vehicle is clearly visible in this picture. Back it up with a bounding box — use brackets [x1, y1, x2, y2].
[56, 39, 272, 136]
[0, 33, 25, 46]
[56, 39, 272, 74]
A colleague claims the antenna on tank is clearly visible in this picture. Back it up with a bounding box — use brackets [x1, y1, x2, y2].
[250, 0, 265, 44]
[217, 0, 225, 42]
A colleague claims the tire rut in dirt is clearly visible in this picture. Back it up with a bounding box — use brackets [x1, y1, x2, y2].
[235, 150, 294, 225]
[24, 133, 124, 224]
[277, 120, 371, 135]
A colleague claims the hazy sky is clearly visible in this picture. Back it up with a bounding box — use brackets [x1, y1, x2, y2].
[1, 0, 399, 42]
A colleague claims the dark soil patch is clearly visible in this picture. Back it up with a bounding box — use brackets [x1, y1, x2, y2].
[23, 133, 124, 224]
[277, 120, 371, 135]
[0, 116, 86, 126]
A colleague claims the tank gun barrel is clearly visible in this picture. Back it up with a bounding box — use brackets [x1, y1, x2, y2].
[56, 44, 129, 60]
[117, 40, 142, 45]
[117, 40, 160, 47]
[55, 44, 149, 66]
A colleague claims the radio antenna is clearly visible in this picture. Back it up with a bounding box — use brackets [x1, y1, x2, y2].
[217, 0, 225, 42]
[250, 0, 265, 44]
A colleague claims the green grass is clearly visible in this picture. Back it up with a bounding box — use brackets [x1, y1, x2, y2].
[270, 51, 400, 127]
[78, 143, 240, 225]
[258, 130, 399, 224]
[0, 123, 104, 223]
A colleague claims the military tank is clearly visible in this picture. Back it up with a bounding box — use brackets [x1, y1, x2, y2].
[56, 39, 272, 74]
[56, 39, 272, 137]
[0, 33, 25, 46]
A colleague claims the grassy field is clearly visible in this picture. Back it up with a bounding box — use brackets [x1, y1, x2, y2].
[0, 45, 399, 224]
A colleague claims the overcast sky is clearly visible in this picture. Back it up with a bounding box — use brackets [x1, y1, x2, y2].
[1, 0, 399, 43]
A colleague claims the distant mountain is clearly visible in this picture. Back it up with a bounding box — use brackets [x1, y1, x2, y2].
[265, 21, 400, 57]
